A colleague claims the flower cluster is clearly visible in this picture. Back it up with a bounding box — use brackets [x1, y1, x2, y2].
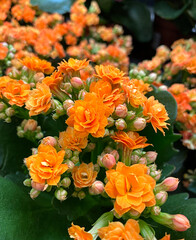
[0, 56, 190, 239]
[0, 0, 132, 76]
[132, 38, 196, 150]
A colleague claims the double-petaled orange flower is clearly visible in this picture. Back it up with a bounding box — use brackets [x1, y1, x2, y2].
[0, 43, 8, 60]
[0, 76, 13, 98]
[25, 144, 68, 185]
[105, 162, 156, 216]
[68, 223, 93, 240]
[3, 80, 30, 107]
[43, 71, 63, 90]
[185, 56, 196, 74]
[111, 131, 151, 150]
[72, 162, 97, 188]
[20, 56, 55, 74]
[25, 82, 52, 116]
[98, 219, 143, 240]
[143, 96, 169, 135]
[59, 127, 88, 152]
[58, 58, 89, 74]
[94, 65, 125, 85]
[66, 93, 108, 138]
[90, 79, 125, 115]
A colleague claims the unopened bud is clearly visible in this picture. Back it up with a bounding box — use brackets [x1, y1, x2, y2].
[71, 77, 83, 88]
[102, 154, 116, 169]
[126, 111, 136, 121]
[138, 157, 147, 165]
[63, 99, 74, 110]
[159, 85, 168, 91]
[0, 102, 6, 111]
[155, 191, 168, 206]
[66, 106, 73, 116]
[155, 177, 179, 192]
[115, 118, 127, 130]
[104, 129, 110, 137]
[24, 119, 38, 131]
[149, 72, 157, 81]
[86, 142, 96, 152]
[78, 89, 87, 100]
[32, 148, 38, 155]
[5, 117, 11, 123]
[110, 150, 119, 161]
[34, 72, 45, 83]
[17, 130, 25, 137]
[133, 117, 146, 131]
[5, 107, 15, 117]
[31, 181, 46, 191]
[71, 156, 79, 164]
[115, 104, 128, 118]
[65, 149, 72, 159]
[0, 113, 6, 119]
[41, 136, 57, 147]
[65, 159, 75, 171]
[151, 212, 191, 232]
[61, 177, 71, 188]
[129, 209, 141, 219]
[63, 82, 72, 93]
[30, 188, 40, 199]
[23, 178, 31, 187]
[35, 132, 44, 139]
[131, 154, 140, 164]
[94, 163, 100, 172]
[151, 206, 161, 216]
[145, 151, 157, 164]
[151, 170, 161, 181]
[55, 188, 67, 201]
[107, 117, 115, 127]
[89, 180, 104, 195]
[78, 191, 86, 200]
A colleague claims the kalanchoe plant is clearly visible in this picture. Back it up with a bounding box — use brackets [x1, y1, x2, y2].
[0, 56, 193, 239]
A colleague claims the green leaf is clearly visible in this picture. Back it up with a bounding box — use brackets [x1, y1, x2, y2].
[159, 163, 176, 182]
[187, 0, 196, 20]
[0, 120, 33, 176]
[111, 1, 153, 42]
[0, 177, 70, 240]
[187, 181, 196, 195]
[96, 0, 113, 14]
[155, 0, 191, 20]
[147, 87, 177, 124]
[30, 0, 71, 14]
[153, 193, 196, 239]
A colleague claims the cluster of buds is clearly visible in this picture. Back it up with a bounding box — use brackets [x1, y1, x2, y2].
[0, 101, 15, 123]
[0, 42, 15, 76]
[131, 150, 158, 165]
[17, 119, 43, 141]
[97, 147, 119, 169]
[51, 99, 66, 120]
[129, 68, 158, 84]
[23, 178, 48, 199]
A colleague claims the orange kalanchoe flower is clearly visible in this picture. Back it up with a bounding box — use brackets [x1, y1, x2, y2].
[0, 43, 8, 60]
[3, 80, 30, 107]
[59, 127, 88, 152]
[98, 219, 143, 240]
[66, 93, 108, 138]
[25, 82, 52, 116]
[20, 56, 55, 74]
[111, 131, 151, 150]
[185, 56, 196, 74]
[72, 162, 97, 188]
[68, 223, 93, 240]
[25, 144, 68, 185]
[58, 58, 89, 74]
[94, 65, 125, 85]
[0, 76, 13, 98]
[105, 162, 156, 216]
[143, 96, 169, 135]
[43, 71, 63, 90]
[90, 79, 125, 115]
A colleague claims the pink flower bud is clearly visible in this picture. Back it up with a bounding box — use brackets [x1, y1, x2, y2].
[89, 180, 104, 195]
[110, 150, 119, 161]
[24, 119, 38, 132]
[0, 102, 6, 111]
[65, 160, 74, 171]
[5, 107, 15, 117]
[172, 214, 191, 231]
[129, 209, 140, 219]
[31, 181, 46, 191]
[131, 154, 140, 164]
[70, 77, 83, 88]
[64, 149, 72, 158]
[151, 206, 161, 216]
[34, 72, 45, 83]
[41, 136, 57, 147]
[31, 148, 38, 155]
[115, 104, 128, 118]
[71, 156, 79, 164]
[78, 89, 87, 100]
[107, 117, 115, 127]
[30, 188, 40, 199]
[155, 191, 168, 206]
[133, 117, 146, 131]
[63, 82, 72, 93]
[78, 191, 86, 200]
[61, 177, 71, 188]
[126, 111, 136, 120]
[63, 99, 74, 110]
[102, 154, 116, 169]
[115, 118, 127, 130]
[162, 177, 179, 192]
[159, 85, 168, 91]
[55, 188, 67, 201]
[145, 151, 158, 163]
[138, 157, 147, 165]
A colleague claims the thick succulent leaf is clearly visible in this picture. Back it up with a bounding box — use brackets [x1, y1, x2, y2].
[158, 163, 176, 182]
[155, 0, 191, 20]
[0, 120, 33, 176]
[31, 0, 72, 14]
[187, 0, 196, 20]
[0, 177, 70, 240]
[152, 193, 196, 239]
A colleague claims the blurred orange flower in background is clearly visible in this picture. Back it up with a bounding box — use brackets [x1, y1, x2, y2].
[25, 82, 52, 116]
[58, 58, 89, 74]
[105, 162, 156, 216]
[72, 162, 97, 188]
[25, 144, 68, 185]
[0, 42, 8, 60]
[98, 219, 143, 240]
